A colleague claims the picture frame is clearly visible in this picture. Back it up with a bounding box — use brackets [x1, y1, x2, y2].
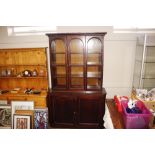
[13, 114, 32, 129]
[11, 101, 34, 128]
[0, 105, 11, 129]
[34, 108, 48, 129]
[15, 109, 34, 128]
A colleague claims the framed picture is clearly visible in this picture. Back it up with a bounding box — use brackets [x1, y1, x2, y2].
[34, 108, 48, 129]
[13, 114, 32, 129]
[15, 110, 34, 128]
[11, 101, 34, 128]
[0, 105, 11, 129]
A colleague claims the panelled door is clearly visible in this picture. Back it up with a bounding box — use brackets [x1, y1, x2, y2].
[67, 35, 85, 89]
[50, 36, 68, 89]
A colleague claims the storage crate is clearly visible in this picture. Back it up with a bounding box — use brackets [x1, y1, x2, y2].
[121, 100, 153, 129]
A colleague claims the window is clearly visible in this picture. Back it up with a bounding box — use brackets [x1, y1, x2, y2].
[8, 26, 57, 36]
[113, 25, 155, 33]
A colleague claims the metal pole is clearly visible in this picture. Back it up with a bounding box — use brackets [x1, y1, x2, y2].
[139, 34, 147, 88]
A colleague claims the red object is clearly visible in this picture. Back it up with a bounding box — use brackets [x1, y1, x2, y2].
[114, 95, 128, 112]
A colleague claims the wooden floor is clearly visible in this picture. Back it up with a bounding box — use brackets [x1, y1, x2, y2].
[106, 99, 125, 129]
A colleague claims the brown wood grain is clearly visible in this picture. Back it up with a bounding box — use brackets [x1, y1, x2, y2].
[0, 48, 48, 90]
[106, 99, 125, 129]
[0, 48, 48, 108]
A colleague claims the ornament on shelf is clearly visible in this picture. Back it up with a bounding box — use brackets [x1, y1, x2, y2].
[1, 69, 7, 77]
[32, 69, 38, 77]
[22, 70, 32, 77]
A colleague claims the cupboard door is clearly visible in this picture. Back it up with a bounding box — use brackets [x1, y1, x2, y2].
[86, 36, 103, 90]
[78, 95, 105, 128]
[51, 94, 77, 127]
[67, 36, 85, 89]
[50, 36, 68, 89]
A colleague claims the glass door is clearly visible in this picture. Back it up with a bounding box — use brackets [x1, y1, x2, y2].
[50, 38, 67, 89]
[68, 37, 85, 89]
[86, 37, 103, 89]
[142, 46, 155, 90]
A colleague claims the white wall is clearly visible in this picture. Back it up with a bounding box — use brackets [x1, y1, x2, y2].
[0, 26, 137, 98]
[104, 35, 136, 98]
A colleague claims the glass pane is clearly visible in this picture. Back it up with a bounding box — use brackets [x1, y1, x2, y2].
[52, 54, 65, 64]
[133, 61, 142, 78]
[51, 40, 66, 53]
[135, 45, 143, 61]
[143, 79, 155, 90]
[133, 76, 140, 89]
[87, 53, 101, 65]
[143, 63, 155, 78]
[70, 39, 83, 53]
[71, 54, 83, 65]
[88, 38, 102, 53]
[87, 78, 101, 89]
[145, 47, 155, 62]
[71, 66, 83, 77]
[53, 66, 66, 77]
[71, 77, 84, 88]
[87, 66, 101, 77]
[53, 77, 66, 88]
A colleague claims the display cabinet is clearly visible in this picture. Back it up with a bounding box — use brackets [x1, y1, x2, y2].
[48, 33, 105, 90]
[0, 48, 48, 108]
[133, 34, 155, 90]
[47, 33, 107, 128]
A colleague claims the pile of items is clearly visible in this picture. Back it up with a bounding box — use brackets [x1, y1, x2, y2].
[135, 88, 155, 101]
[126, 99, 142, 114]
[132, 88, 155, 115]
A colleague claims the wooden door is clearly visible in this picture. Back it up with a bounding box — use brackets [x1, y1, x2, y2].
[50, 93, 77, 127]
[77, 94, 105, 128]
